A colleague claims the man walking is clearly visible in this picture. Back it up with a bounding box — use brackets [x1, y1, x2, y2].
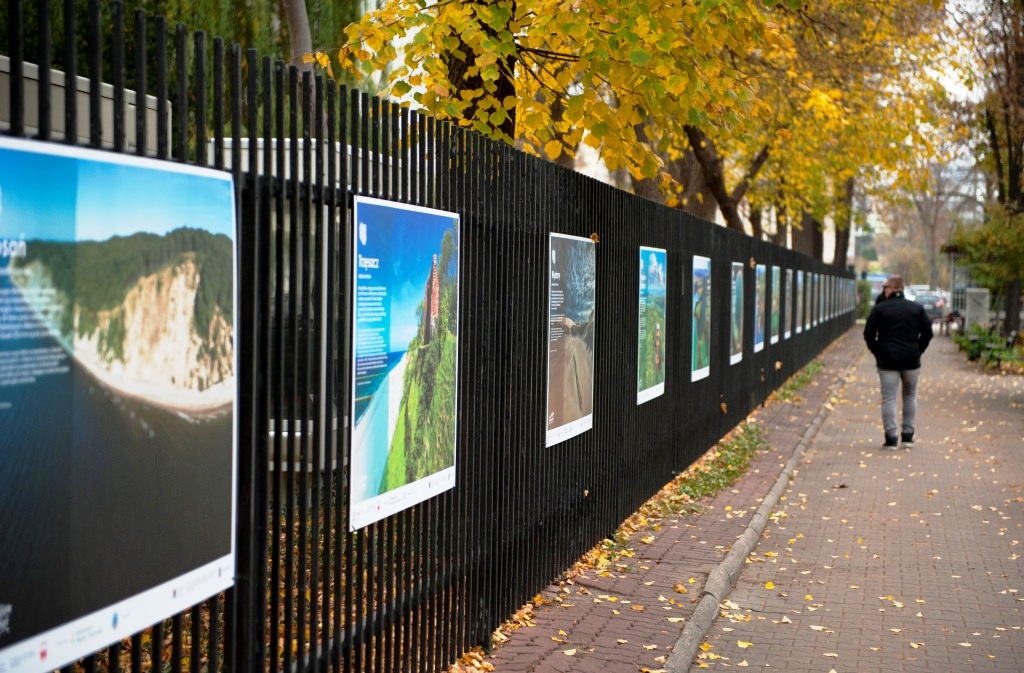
[863, 275, 933, 449]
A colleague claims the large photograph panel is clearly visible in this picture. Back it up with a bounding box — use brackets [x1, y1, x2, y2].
[547, 234, 597, 446]
[0, 137, 236, 673]
[754, 264, 766, 353]
[730, 262, 744, 364]
[770, 265, 781, 344]
[691, 256, 711, 381]
[637, 247, 667, 404]
[350, 196, 460, 530]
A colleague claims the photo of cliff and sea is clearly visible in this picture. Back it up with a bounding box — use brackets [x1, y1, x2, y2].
[0, 141, 235, 649]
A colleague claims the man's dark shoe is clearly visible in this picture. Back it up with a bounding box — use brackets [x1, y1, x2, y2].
[902, 433, 915, 449]
[883, 435, 899, 450]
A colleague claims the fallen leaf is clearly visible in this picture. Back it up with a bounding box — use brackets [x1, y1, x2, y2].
[737, 641, 753, 648]
[910, 642, 925, 649]
[765, 581, 775, 590]
[631, 605, 645, 611]
[738, 661, 749, 667]
[810, 625, 826, 631]
[959, 642, 972, 647]
[563, 649, 576, 656]
[780, 616, 792, 623]
[823, 652, 838, 658]
[616, 639, 627, 644]
[700, 642, 711, 652]
[641, 536, 655, 544]
[643, 644, 657, 650]
[667, 618, 685, 623]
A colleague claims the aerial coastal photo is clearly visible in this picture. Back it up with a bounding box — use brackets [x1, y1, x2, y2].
[0, 141, 236, 649]
[350, 196, 460, 530]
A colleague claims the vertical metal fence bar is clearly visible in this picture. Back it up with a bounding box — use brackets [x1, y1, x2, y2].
[194, 32, 206, 167]
[151, 621, 164, 673]
[396, 107, 413, 673]
[212, 37, 223, 169]
[174, 24, 187, 161]
[189, 606, 201, 673]
[225, 40, 244, 673]
[356, 88, 371, 673]
[130, 632, 142, 673]
[36, 0, 51, 141]
[298, 67, 314, 673]
[257, 53, 274, 673]
[308, 71, 325, 673]
[109, 641, 121, 673]
[8, 0, 24, 137]
[329, 80, 347, 673]
[171, 614, 183, 673]
[245, 46, 269, 673]
[111, 2, 123, 151]
[270, 56, 286, 673]
[283, 60, 299, 673]
[87, 0, 101, 147]
[343, 86, 360, 673]
[132, 8, 146, 154]
[378, 98, 395, 673]
[155, 17, 168, 158]
[209, 596, 221, 673]
[64, 0, 78, 144]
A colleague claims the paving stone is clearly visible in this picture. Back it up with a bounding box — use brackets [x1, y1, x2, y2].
[483, 330, 1024, 673]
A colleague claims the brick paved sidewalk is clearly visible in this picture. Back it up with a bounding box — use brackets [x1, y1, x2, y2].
[693, 335, 1024, 672]
[482, 328, 869, 673]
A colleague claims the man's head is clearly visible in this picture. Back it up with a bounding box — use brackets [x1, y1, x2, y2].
[884, 274, 905, 296]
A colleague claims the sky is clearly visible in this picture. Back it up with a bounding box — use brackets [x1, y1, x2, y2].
[0, 138, 234, 243]
[354, 197, 458, 353]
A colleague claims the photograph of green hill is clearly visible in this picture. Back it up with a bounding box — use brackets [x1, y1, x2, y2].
[378, 225, 459, 493]
[13, 227, 234, 408]
[637, 247, 667, 403]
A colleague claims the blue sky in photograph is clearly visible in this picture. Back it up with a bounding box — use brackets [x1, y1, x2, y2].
[641, 247, 666, 294]
[356, 199, 457, 353]
[0, 146, 79, 242]
[76, 160, 234, 241]
[0, 141, 233, 243]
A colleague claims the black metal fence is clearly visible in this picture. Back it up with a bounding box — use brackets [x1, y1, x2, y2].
[1, 3, 854, 672]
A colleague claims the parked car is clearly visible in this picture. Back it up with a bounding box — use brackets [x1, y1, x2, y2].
[914, 291, 946, 320]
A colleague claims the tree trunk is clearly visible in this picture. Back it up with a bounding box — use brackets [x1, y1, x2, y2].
[282, 0, 312, 70]
[683, 125, 770, 233]
[1005, 276, 1021, 336]
[792, 211, 823, 260]
[833, 177, 854, 269]
[750, 206, 763, 239]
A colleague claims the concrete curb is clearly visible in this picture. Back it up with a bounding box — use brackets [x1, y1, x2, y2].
[664, 348, 864, 672]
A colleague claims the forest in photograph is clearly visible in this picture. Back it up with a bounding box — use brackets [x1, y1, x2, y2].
[379, 225, 459, 493]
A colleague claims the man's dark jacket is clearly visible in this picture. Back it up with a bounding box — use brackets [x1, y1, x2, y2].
[863, 292, 933, 370]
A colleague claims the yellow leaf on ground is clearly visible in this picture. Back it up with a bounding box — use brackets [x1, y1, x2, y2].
[563, 649, 576, 656]
[700, 642, 711, 651]
[765, 582, 775, 590]
[823, 652, 838, 657]
[737, 641, 753, 648]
